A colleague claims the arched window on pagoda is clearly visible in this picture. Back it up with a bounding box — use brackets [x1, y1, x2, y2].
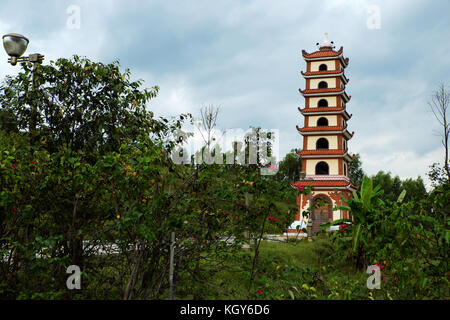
[344, 163, 347, 176]
[318, 99, 328, 107]
[316, 138, 329, 150]
[315, 161, 329, 175]
[317, 117, 328, 127]
[319, 64, 327, 71]
[318, 81, 328, 89]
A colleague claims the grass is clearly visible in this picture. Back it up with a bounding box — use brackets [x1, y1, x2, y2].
[258, 239, 318, 267]
[175, 235, 373, 300]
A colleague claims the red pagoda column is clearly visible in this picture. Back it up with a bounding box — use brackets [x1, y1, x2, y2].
[288, 34, 357, 235]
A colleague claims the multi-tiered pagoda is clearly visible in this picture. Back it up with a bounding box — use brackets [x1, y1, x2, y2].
[289, 34, 358, 235]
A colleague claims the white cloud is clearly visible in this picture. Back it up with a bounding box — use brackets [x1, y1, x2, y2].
[361, 146, 443, 189]
[0, 0, 449, 187]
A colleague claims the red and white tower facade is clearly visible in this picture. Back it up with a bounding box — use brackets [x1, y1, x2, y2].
[290, 34, 357, 235]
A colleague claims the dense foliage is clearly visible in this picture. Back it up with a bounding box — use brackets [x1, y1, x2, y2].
[323, 176, 449, 299]
[0, 57, 301, 299]
[348, 153, 364, 187]
[275, 149, 302, 182]
[0, 56, 447, 300]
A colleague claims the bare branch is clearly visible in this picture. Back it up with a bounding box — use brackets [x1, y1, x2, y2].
[198, 104, 221, 148]
[428, 83, 450, 182]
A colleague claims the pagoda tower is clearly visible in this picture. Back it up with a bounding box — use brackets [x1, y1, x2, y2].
[289, 34, 357, 235]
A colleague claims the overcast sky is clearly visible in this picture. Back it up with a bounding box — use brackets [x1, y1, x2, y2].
[1, 0, 449, 187]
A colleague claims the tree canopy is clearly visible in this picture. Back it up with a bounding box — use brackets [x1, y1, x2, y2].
[0, 56, 187, 159]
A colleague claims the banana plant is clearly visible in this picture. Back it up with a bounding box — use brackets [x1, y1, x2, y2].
[334, 176, 385, 253]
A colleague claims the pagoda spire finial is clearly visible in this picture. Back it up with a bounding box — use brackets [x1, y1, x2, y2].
[319, 33, 333, 51]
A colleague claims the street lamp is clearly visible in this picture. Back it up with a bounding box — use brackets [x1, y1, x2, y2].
[3, 33, 44, 66]
[3, 33, 45, 139]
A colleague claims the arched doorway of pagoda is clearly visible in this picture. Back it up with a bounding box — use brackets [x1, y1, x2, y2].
[311, 195, 332, 236]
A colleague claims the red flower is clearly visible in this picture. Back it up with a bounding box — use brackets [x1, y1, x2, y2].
[256, 290, 263, 294]
[371, 264, 385, 275]
[234, 201, 246, 208]
[12, 207, 17, 212]
[12, 163, 16, 169]
[339, 224, 350, 233]
[233, 215, 237, 220]
[273, 218, 278, 222]
[296, 184, 304, 192]
[31, 160, 36, 164]
[193, 234, 197, 239]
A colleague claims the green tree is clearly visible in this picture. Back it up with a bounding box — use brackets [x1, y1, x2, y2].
[371, 171, 427, 203]
[0, 56, 189, 299]
[0, 57, 299, 299]
[348, 153, 364, 187]
[276, 149, 302, 182]
[0, 109, 18, 132]
[0, 56, 171, 158]
[401, 176, 427, 203]
[428, 162, 448, 188]
[371, 171, 396, 202]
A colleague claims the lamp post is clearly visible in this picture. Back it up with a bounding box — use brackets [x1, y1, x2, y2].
[3, 33, 44, 138]
[299, 171, 314, 241]
[333, 188, 342, 220]
[306, 177, 313, 241]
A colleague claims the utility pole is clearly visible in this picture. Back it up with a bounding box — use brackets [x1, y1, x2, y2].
[169, 231, 175, 300]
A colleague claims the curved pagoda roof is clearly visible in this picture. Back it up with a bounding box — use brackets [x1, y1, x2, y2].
[301, 46, 349, 67]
